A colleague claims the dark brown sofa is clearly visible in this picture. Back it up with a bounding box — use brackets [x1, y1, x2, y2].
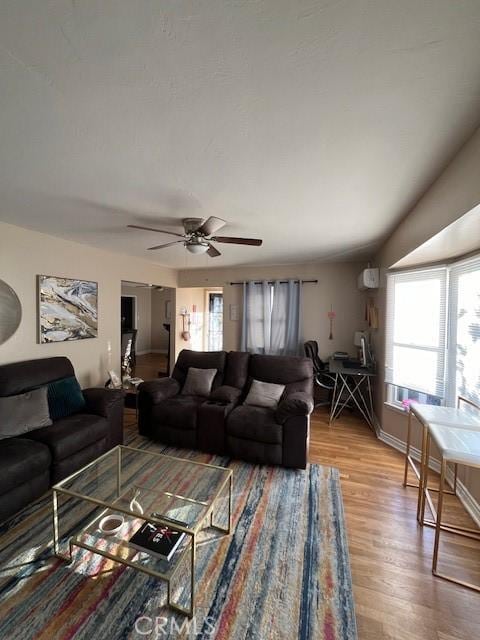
[0, 357, 124, 523]
[138, 350, 313, 468]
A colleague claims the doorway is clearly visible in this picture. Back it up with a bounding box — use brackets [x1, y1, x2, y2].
[207, 291, 223, 351]
[121, 281, 174, 378]
[121, 295, 136, 331]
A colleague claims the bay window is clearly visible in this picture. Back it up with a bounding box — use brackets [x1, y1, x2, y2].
[386, 255, 480, 409]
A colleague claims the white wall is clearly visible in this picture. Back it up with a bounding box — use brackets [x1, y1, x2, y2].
[373, 125, 480, 505]
[378, 125, 480, 271]
[178, 262, 368, 359]
[174, 287, 207, 359]
[0, 222, 177, 387]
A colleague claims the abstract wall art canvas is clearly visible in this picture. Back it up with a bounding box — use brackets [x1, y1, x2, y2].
[37, 275, 98, 343]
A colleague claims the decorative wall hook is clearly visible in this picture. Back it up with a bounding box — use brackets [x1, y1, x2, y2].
[327, 305, 336, 340]
[180, 308, 191, 341]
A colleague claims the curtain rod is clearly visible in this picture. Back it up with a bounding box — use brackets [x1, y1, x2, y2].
[229, 279, 318, 285]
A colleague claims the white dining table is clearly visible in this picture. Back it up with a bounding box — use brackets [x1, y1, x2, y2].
[405, 403, 480, 523]
[423, 420, 480, 591]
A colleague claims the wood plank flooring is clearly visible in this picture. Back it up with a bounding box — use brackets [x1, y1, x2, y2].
[310, 409, 480, 640]
[128, 354, 480, 639]
[133, 352, 168, 379]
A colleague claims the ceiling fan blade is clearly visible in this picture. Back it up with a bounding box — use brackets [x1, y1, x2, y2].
[207, 243, 221, 258]
[127, 224, 184, 238]
[197, 216, 226, 236]
[211, 236, 262, 246]
[147, 241, 184, 250]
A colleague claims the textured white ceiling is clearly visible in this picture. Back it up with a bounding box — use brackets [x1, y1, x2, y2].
[1, 1, 480, 268]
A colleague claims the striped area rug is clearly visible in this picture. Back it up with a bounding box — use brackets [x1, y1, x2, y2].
[0, 433, 357, 640]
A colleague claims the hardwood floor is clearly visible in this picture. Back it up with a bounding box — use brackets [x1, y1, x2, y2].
[126, 365, 480, 639]
[309, 409, 480, 640]
[133, 352, 168, 380]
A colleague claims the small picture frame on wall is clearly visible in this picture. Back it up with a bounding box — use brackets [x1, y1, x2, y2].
[165, 300, 172, 321]
[37, 275, 98, 343]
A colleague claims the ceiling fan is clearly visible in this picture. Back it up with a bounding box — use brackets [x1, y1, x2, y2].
[122, 281, 165, 290]
[127, 216, 262, 258]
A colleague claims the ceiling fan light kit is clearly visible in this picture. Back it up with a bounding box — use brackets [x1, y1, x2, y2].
[128, 216, 263, 258]
[186, 240, 209, 254]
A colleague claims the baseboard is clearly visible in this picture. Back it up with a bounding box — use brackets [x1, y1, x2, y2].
[136, 349, 168, 356]
[375, 421, 480, 528]
[371, 413, 382, 438]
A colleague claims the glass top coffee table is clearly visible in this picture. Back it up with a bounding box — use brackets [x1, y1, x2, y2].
[52, 445, 233, 618]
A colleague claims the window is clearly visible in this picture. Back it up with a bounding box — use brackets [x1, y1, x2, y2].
[386, 268, 447, 401]
[448, 256, 480, 407]
[207, 292, 223, 351]
[386, 256, 480, 410]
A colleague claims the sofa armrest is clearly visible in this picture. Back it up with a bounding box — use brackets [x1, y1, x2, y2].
[83, 388, 125, 418]
[137, 378, 181, 438]
[82, 387, 125, 448]
[275, 391, 314, 425]
[138, 378, 180, 404]
[209, 385, 242, 404]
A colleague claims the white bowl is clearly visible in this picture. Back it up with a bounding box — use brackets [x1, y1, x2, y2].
[99, 514, 125, 536]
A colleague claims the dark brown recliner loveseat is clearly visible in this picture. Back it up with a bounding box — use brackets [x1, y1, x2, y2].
[138, 349, 313, 469]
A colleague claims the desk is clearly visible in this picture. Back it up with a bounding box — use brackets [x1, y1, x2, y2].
[328, 358, 376, 429]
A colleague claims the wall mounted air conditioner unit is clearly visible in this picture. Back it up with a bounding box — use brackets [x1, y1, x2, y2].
[358, 268, 379, 291]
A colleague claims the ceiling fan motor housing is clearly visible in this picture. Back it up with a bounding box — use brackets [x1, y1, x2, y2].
[183, 217, 205, 235]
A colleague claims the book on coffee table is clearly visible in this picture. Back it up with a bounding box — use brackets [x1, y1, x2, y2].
[129, 518, 186, 562]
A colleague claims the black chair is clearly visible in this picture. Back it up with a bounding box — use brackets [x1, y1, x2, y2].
[304, 340, 336, 408]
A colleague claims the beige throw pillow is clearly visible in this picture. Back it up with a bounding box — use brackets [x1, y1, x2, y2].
[244, 379, 285, 409]
[0, 387, 52, 440]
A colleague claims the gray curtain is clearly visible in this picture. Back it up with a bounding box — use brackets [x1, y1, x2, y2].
[241, 279, 302, 355]
[241, 280, 271, 353]
[272, 280, 302, 355]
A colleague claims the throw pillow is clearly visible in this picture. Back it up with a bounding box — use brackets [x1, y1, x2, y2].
[47, 376, 86, 421]
[244, 379, 286, 409]
[181, 367, 217, 397]
[0, 387, 52, 440]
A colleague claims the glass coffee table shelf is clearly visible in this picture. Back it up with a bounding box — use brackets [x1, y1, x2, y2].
[52, 445, 233, 618]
